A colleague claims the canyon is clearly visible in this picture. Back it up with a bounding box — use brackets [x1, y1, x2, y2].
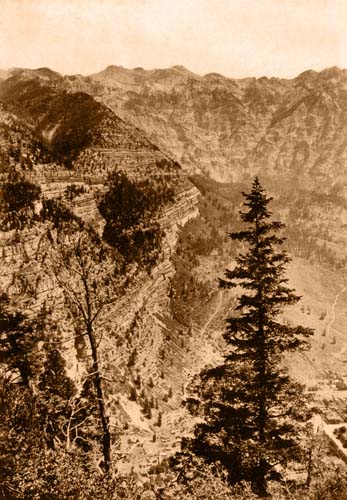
[1, 65, 347, 478]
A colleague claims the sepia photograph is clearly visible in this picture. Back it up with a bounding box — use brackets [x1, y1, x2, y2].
[1, 1, 347, 498]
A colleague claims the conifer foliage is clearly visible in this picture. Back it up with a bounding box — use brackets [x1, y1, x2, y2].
[183, 178, 314, 495]
[99, 171, 173, 270]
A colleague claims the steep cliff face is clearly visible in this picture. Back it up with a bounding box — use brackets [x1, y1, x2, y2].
[2, 66, 347, 473]
[5, 65, 347, 191]
[0, 73, 199, 304]
[89, 65, 347, 190]
[0, 74, 202, 466]
[84, 65, 347, 273]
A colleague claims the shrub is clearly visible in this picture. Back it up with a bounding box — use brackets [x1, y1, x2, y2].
[64, 183, 86, 201]
[40, 198, 82, 230]
[99, 171, 173, 269]
[0, 178, 41, 230]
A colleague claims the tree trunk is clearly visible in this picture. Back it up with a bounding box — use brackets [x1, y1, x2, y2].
[87, 323, 112, 472]
[255, 458, 269, 497]
[257, 280, 268, 495]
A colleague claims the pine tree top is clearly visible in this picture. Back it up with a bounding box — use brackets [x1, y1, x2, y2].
[220, 177, 314, 352]
[239, 177, 282, 230]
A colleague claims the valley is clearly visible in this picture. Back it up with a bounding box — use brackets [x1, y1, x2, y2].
[0, 64, 347, 497]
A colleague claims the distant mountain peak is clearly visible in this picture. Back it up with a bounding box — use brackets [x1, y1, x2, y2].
[203, 72, 225, 79]
[6, 67, 63, 83]
[104, 64, 125, 71]
[297, 66, 346, 83]
[170, 65, 193, 74]
[34, 67, 63, 79]
[319, 66, 344, 78]
[296, 69, 318, 80]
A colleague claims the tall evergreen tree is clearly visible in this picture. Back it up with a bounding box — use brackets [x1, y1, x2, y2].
[182, 178, 314, 495]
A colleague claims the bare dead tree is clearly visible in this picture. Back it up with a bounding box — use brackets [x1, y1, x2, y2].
[44, 228, 124, 472]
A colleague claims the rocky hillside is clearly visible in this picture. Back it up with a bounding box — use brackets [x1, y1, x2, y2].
[1, 66, 347, 389]
[4, 65, 347, 260]
[89, 65, 347, 189]
[0, 74, 212, 472]
[85, 65, 347, 270]
[1, 65, 347, 476]
[4, 65, 347, 189]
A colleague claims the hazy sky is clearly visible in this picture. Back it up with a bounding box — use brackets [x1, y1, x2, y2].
[0, 0, 346, 78]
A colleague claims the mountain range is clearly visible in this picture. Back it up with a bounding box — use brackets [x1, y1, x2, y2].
[1, 63, 347, 478]
[2, 64, 346, 265]
[3, 64, 347, 186]
[91, 64, 347, 186]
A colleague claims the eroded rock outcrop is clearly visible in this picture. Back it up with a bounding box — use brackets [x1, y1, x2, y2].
[0, 77, 201, 465]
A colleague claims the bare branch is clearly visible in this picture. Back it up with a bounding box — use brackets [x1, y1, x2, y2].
[57, 259, 84, 278]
